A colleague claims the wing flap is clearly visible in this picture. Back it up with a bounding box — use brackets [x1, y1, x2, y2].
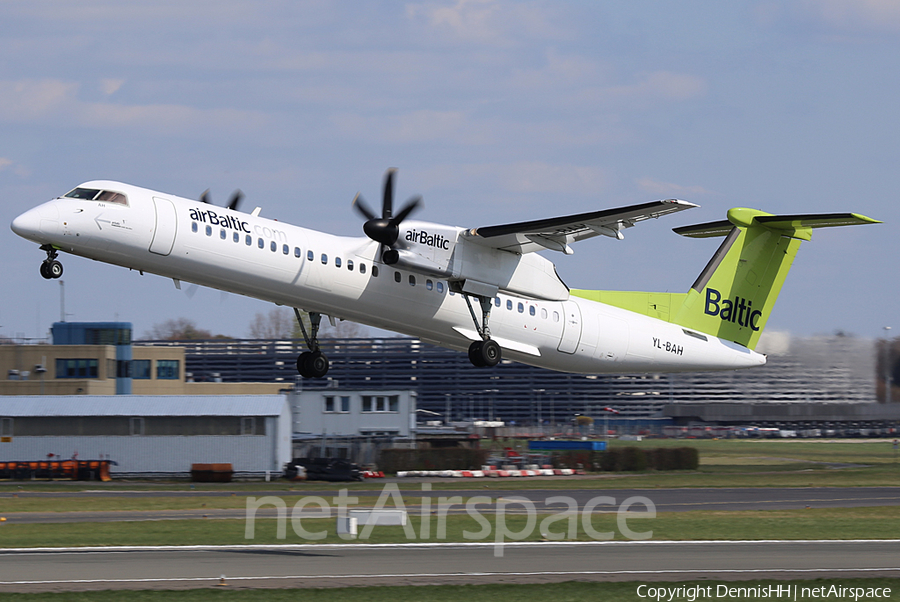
[464, 199, 698, 254]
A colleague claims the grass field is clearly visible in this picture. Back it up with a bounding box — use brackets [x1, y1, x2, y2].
[1, 506, 898, 548]
[2, 579, 898, 602]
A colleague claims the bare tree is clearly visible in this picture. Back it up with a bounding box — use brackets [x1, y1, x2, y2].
[248, 307, 295, 339]
[247, 307, 371, 341]
[143, 317, 226, 340]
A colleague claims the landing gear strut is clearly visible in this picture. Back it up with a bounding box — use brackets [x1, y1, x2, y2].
[462, 294, 502, 368]
[39, 245, 63, 280]
[293, 308, 330, 378]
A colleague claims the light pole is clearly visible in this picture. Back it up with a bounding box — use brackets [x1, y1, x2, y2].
[885, 326, 892, 404]
[601, 406, 620, 448]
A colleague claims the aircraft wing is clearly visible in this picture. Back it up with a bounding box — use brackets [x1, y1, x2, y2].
[462, 199, 697, 254]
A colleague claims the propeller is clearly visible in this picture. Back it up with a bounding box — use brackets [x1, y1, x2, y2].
[199, 189, 245, 212]
[353, 168, 422, 263]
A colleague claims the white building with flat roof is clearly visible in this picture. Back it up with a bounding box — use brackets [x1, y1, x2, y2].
[289, 389, 416, 438]
[0, 395, 292, 474]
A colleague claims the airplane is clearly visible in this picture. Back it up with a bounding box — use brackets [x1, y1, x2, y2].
[10, 169, 879, 379]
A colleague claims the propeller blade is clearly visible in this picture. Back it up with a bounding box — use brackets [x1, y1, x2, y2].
[390, 195, 422, 226]
[352, 193, 378, 221]
[200, 189, 211, 204]
[382, 168, 397, 219]
[227, 190, 244, 212]
[355, 168, 422, 253]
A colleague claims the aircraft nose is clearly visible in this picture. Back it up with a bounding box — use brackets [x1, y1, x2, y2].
[11, 207, 41, 238]
[11, 204, 58, 241]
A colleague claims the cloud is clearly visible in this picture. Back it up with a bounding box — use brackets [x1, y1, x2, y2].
[0, 78, 269, 137]
[421, 161, 609, 197]
[799, 0, 900, 33]
[406, 0, 563, 45]
[331, 109, 492, 144]
[636, 177, 712, 198]
[605, 71, 708, 103]
[0, 80, 78, 120]
[100, 79, 125, 96]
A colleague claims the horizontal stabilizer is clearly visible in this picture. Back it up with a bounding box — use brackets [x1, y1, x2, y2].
[754, 212, 881, 229]
[675, 210, 881, 239]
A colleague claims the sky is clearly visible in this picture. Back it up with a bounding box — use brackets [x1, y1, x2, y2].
[1, 0, 898, 342]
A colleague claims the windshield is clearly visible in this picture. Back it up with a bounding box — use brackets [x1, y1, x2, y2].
[64, 187, 128, 205]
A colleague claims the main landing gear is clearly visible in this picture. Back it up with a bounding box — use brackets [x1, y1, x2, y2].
[293, 308, 330, 379]
[463, 294, 502, 368]
[39, 245, 63, 280]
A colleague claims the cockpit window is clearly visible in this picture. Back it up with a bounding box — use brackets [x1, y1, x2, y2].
[64, 188, 128, 206]
[65, 188, 101, 200]
[96, 190, 128, 205]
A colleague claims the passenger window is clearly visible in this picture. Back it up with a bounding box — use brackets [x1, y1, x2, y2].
[321, 254, 328, 265]
[436, 282, 444, 293]
[494, 297, 500, 307]
[409, 275, 416, 286]
[307, 250, 314, 261]
[372, 265, 379, 277]
[206, 225, 212, 236]
[541, 308, 548, 319]
[191, 223, 198, 233]
[359, 263, 366, 274]
[258, 238, 264, 249]
[270, 241, 276, 252]
[426, 279, 433, 291]
[347, 259, 354, 271]
[220, 229, 226, 240]
[335, 257, 342, 268]
[394, 271, 401, 283]
[233, 232, 239, 243]
[518, 302, 524, 313]
[282, 244, 289, 255]
[294, 247, 301, 258]
[553, 311, 560, 323]
[506, 300, 513, 310]
[529, 306, 536, 316]
[246, 235, 252, 246]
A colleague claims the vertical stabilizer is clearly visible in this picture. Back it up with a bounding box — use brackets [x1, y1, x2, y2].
[671, 208, 879, 350]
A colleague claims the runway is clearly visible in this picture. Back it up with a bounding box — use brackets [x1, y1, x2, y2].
[1, 540, 898, 592]
[2, 487, 898, 524]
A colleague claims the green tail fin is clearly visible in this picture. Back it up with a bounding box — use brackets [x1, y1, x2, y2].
[571, 208, 879, 351]
[671, 208, 879, 349]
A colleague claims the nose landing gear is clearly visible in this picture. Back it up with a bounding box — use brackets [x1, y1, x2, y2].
[39, 245, 63, 279]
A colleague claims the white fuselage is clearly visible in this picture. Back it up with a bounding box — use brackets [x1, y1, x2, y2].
[11, 181, 766, 374]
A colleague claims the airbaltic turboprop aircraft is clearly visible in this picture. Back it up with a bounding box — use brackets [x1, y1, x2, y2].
[11, 169, 879, 378]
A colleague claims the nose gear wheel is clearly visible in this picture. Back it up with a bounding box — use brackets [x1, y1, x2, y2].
[39, 245, 63, 279]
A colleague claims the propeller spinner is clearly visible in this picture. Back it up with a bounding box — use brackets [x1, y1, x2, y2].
[353, 168, 422, 263]
[199, 189, 245, 212]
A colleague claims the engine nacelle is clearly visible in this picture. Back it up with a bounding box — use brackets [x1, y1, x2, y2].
[391, 220, 569, 301]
